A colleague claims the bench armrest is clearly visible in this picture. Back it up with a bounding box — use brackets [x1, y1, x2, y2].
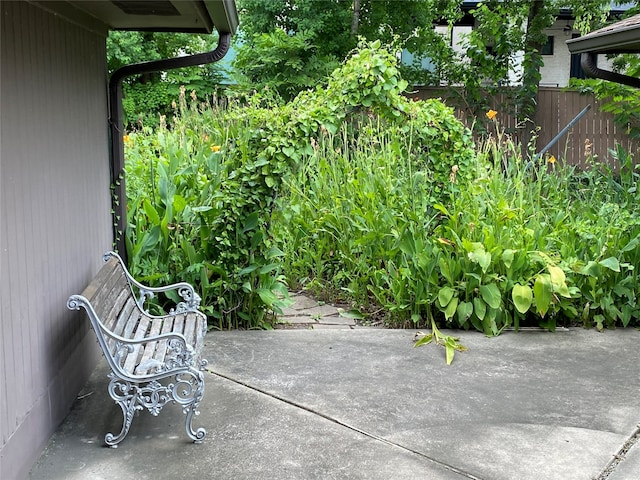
[104, 252, 202, 313]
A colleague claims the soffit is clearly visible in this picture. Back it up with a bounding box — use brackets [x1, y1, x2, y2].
[32, 0, 238, 34]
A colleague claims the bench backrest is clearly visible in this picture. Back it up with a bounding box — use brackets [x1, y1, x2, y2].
[70, 253, 207, 379]
[78, 256, 144, 370]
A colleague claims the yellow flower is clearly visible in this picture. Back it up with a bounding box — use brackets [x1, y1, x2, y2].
[548, 155, 556, 165]
[210, 145, 221, 152]
[123, 134, 130, 143]
[486, 109, 498, 120]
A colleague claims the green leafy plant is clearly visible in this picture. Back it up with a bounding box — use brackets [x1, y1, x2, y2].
[414, 322, 468, 365]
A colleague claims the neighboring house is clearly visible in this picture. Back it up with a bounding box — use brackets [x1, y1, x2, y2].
[403, 1, 633, 87]
[0, 1, 238, 478]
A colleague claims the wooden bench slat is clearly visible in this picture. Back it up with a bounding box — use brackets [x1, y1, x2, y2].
[152, 318, 175, 367]
[88, 262, 128, 312]
[183, 314, 197, 347]
[80, 257, 119, 302]
[106, 301, 140, 359]
[110, 296, 138, 337]
[173, 314, 185, 337]
[123, 315, 151, 374]
[102, 288, 131, 332]
[135, 318, 164, 375]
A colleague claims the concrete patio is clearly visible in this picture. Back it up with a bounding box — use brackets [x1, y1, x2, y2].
[29, 312, 640, 480]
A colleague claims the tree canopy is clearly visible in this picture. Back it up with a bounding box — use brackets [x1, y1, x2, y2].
[232, 0, 637, 154]
[107, 31, 224, 127]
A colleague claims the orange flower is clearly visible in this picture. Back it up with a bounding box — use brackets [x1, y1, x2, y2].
[210, 145, 221, 152]
[486, 109, 497, 120]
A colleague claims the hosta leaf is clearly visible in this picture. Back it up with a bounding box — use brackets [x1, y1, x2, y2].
[444, 296, 459, 320]
[256, 288, 278, 307]
[457, 301, 473, 324]
[533, 274, 552, 318]
[512, 283, 533, 314]
[502, 249, 515, 269]
[473, 297, 487, 321]
[479, 283, 501, 309]
[548, 265, 571, 298]
[438, 286, 456, 307]
[598, 257, 620, 272]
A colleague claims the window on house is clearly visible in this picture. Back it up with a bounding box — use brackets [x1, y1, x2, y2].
[541, 36, 554, 55]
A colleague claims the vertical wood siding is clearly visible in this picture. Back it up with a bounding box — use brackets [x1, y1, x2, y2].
[413, 87, 639, 167]
[1, 2, 111, 478]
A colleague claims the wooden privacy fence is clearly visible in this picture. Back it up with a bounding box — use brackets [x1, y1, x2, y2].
[412, 87, 639, 169]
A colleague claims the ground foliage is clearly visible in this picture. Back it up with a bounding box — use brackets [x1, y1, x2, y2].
[125, 41, 640, 334]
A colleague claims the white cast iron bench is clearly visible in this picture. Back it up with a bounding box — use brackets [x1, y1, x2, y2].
[67, 251, 208, 447]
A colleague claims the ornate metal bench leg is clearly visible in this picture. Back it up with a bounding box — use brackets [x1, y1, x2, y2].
[105, 374, 139, 448]
[175, 370, 207, 443]
[185, 403, 207, 443]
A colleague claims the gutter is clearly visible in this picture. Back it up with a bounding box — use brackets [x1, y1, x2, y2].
[580, 51, 640, 88]
[108, 32, 232, 263]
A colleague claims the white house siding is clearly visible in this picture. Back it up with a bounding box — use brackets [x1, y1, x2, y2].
[1, 2, 111, 478]
[413, 20, 617, 88]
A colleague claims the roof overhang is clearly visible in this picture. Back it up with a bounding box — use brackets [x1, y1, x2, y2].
[31, 0, 238, 34]
[566, 13, 640, 88]
[567, 13, 640, 54]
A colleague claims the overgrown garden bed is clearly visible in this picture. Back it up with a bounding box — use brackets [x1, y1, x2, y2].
[124, 42, 640, 334]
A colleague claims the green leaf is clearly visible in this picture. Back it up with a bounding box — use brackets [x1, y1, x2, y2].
[259, 263, 280, 274]
[598, 257, 620, 272]
[468, 244, 491, 273]
[432, 203, 450, 217]
[621, 236, 639, 253]
[266, 246, 286, 259]
[242, 212, 260, 233]
[533, 274, 552, 318]
[502, 249, 515, 269]
[580, 261, 599, 277]
[238, 264, 259, 276]
[337, 308, 365, 319]
[143, 199, 161, 225]
[414, 333, 433, 348]
[173, 194, 187, 213]
[192, 206, 213, 213]
[457, 301, 473, 324]
[444, 296, 459, 321]
[473, 297, 487, 321]
[438, 286, 456, 307]
[256, 288, 278, 307]
[445, 343, 455, 365]
[479, 283, 501, 309]
[548, 265, 571, 298]
[512, 283, 533, 314]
